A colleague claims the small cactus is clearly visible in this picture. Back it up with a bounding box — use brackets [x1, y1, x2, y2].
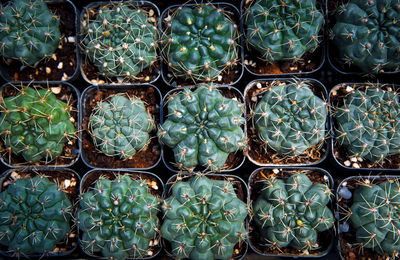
[78, 174, 161, 260]
[157, 84, 245, 171]
[0, 0, 61, 66]
[81, 2, 158, 79]
[0, 175, 72, 256]
[161, 174, 248, 259]
[0, 86, 76, 163]
[89, 94, 155, 160]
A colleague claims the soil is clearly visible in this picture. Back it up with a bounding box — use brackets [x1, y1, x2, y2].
[1, 1, 78, 82]
[81, 86, 161, 169]
[248, 168, 334, 257]
[245, 79, 328, 165]
[0, 83, 79, 167]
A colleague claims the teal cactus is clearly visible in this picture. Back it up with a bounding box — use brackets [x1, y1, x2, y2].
[78, 174, 161, 259]
[253, 173, 334, 250]
[81, 2, 158, 79]
[157, 84, 245, 171]
[334, 87, 400, 162]
[244, 0, 323, 62]
[161, 175, 248, 259]
[254, 81, 327, 156]
[162, 3, 239, 82]
[0, 0, 61, 66]
[0, 175, 72, 256]
[332, 0, 400, 73]
[348, 180, 400, 256]
[0, 86, 76, 163]
[89, 94, 155, 160]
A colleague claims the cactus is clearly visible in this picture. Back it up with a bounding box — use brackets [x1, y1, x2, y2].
[89, 94, 155, 160]
[0, 0, 61, 66]
[0, 86, 76, 163]
[157, 84, 245, 171]
[244, 0, 323, 62]
[81, 2, 158, 79]
[162, 3, 239, 82]
[0, 175, 72, 256]
[334, 87, 400, 162]
[348, 180, 400, 256]
[332, 0, 400, 73]
[161, 175, 248, 259]
[78, 174, 161, 260]
[254, 81, 327, 156]
[253, 173, 334, 250]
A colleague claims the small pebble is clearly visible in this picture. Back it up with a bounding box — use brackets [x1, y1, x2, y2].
[51, 54, 57, 61]
[148, 250, 153, 256]
[145, 76, 150, 81]
[353, 163, 360, 168]
[350, 157, 357, 162]
[344, 160, 351, 167]
[217, 75, 222, 81]
[256, 82, 262, 89]
[70, 117, 75, 123]
[251, 96, 257, 102]
[149, 9, 154, 16]
[357, 157, 363, 162]
[338, 186, 352, 200]
[346, 85, 354, 92]
[151, 181, 158, 190]
[67, 36, 75, 43]
[51, 87, 61, 94]
[46, 67, 51, 74]
[244, 59, 249, 65]
[57, 62, 63, 69]
[62, 73, 69, 81]
[272, 168, 279, 174]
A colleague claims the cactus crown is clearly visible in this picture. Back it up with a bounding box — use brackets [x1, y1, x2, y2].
[0, 0, 61, 66]
[89, 94, 155, 160]
[78, 174, 161, 260]
[161, 175, 248, 260]
[0, 86, 76, 163]
[162, 3, 239, 82]
[157, 84, 245, 172]
[334, 87, 400, 162]
[0, 175, 72, 256]
[81, 2, 158, 79]
[244, 0, 323, 62]
[253, 173, 334, 251]
[254, 81, 327, 156]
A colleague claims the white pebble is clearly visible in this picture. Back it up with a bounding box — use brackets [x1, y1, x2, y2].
[346, 85, 354, 92]
[344, 160, 351, 166]
[272, 168, 279, 174]
[350, 157, 357, 162]
[57, 62, 63, 69]
[353, 163, 360, 168]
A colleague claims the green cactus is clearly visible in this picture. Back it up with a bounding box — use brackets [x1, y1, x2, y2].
[78, 174, 161, 260]
[0, 0, 61, 66]
[335, 87, 400, 162]
[348, 180, 400, 256]
[332, 0, 400, 73]
[162, 3, 239, 82]
[244, 0, 323, 62]
[89, 94, 155, 160]
[81, 2, 158, 79]
[161, 175, 248, 259]
[254, 81, 327, 156]
[0, 175, 72, 256]
[0, 86, 76, 163]
[253, 173, 334, 250]
[157, 84, 245, 171]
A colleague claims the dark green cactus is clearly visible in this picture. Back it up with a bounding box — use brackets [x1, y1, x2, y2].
[89, 95, 155, 160]
[162, 3, 239, 82]
[0, 176, 72, 256]
[335, 87, 400, 162]
[0, 0, 61, 66]
[0, 86, 76, 163]
[81, 2, 158, 79]
[332, 0, 400, 73]
[157, 84, 245, 171]
[78, 174, 161, 259]
[244, 0, 323, 62]
[253, 173, 333, 250]
[161, 175, 248, 259]
[254, 81, 327, 156]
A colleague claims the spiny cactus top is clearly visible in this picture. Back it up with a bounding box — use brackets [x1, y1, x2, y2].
[244, 0, 323, 62]
[163, 4, 239, 82]
[349, 180, 400, 256]
[81, 2, 158, 79]
[158, 84, 245, 171]
[332, 0, 400, 73]
[161, 175, 248, 260]
[0, 176, 72, 255]
[89, 95, 155, 160]
[0, 86, 76, 163]
[254, 82, 327, 156]
[335, 87, 400, 162]
[0, 0, 61, 66]
[78, 175, 161, 260]
[253, 174, 333, 250]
